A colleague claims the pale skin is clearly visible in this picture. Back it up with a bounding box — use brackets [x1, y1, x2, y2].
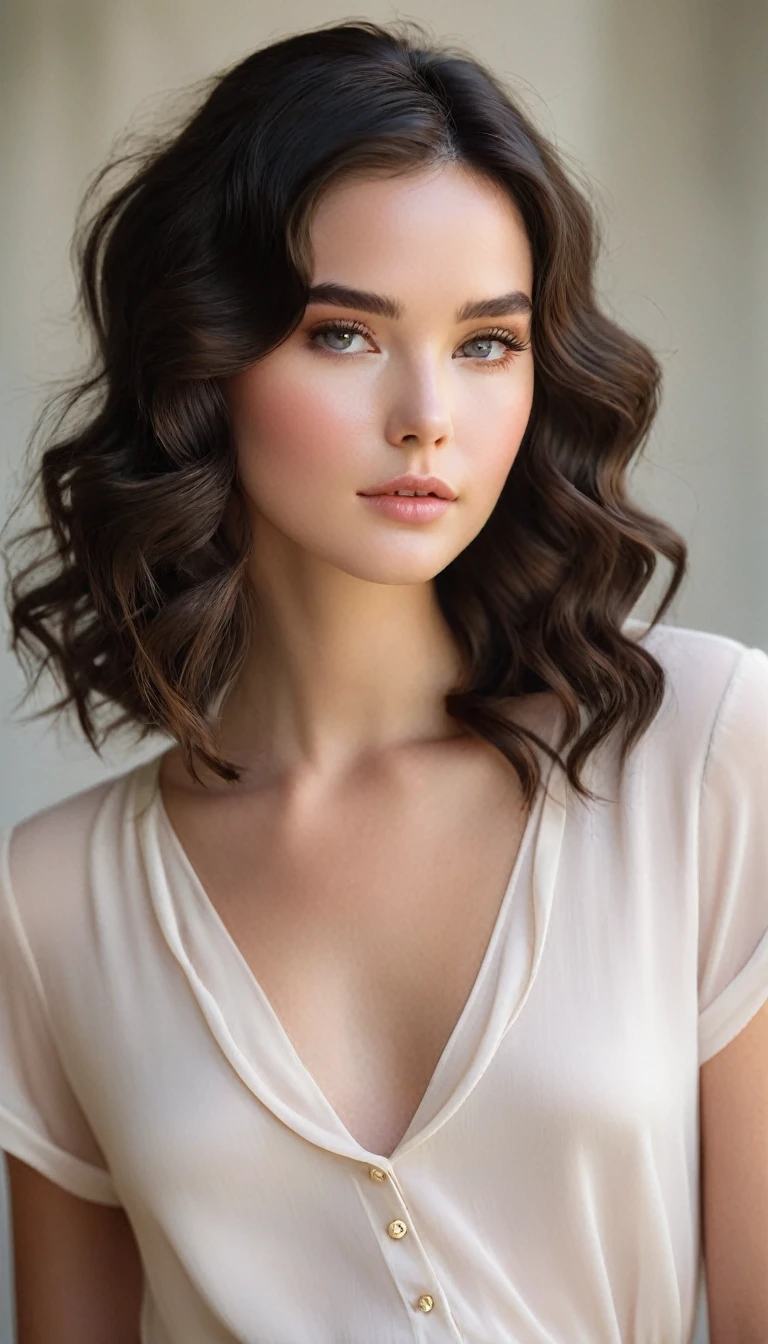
[192, 158, 538, 784]
[7, 161, 767, 1341]
[156, 162, 547, 1159]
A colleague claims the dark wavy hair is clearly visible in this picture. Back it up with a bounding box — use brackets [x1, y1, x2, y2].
[2, 17, 688, 805]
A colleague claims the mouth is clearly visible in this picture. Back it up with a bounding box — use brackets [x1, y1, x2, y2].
[358, 492, 453, 522]
[358, 476, 457, 501]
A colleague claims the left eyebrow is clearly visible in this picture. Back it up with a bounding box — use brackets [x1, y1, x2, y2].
[305, 282, 532, 322]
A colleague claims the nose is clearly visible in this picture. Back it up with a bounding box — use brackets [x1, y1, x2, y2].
[384, 360, 453, 451]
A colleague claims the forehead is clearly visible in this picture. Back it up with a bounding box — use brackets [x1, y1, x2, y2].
[306, 163, 533, 300]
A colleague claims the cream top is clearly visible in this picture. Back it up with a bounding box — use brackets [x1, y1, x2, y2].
[2, 618, 768, 1343]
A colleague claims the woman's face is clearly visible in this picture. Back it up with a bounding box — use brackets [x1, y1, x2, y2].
[224, 162, 534, 587]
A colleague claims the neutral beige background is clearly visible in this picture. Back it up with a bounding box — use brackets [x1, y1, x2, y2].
[2, 2, 766, 1339]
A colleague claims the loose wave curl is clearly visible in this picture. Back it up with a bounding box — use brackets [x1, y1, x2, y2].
[2, 18, 688, 804]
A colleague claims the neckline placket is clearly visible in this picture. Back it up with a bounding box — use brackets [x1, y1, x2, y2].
[134, 727, 569, 1167]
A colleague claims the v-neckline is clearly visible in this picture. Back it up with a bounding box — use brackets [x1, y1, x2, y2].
[134, 727, 570, 1165]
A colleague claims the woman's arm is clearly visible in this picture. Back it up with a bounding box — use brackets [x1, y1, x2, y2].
[5, 1153, 144, 1344]
[700, 994, 768, 1344]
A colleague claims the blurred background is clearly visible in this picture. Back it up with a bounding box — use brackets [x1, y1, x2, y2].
[1, 2, 766, 1339]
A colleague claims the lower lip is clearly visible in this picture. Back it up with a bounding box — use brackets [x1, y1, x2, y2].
[358, 494, 453, 522]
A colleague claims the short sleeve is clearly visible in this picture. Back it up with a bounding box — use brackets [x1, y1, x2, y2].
[0, 825, 121, 1204]
[697, 643, 768, 1064]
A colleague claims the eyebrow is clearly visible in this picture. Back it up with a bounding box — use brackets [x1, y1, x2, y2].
[305, 281, 532, 322]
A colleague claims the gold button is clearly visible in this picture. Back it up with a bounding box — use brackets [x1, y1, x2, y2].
[387, 1218, 408, 1239]
[368, 1165, 387, 1182]
[417, 1294, 434, 1313]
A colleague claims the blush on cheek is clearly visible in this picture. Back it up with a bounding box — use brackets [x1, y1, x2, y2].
[505, 389, 534, 441]
[229, 375, 366, 504]
[256, 369, 371, 463]
[231, 356, 352, 433]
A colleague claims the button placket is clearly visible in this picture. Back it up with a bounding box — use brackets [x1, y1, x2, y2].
[357, 1160, 464, 1339]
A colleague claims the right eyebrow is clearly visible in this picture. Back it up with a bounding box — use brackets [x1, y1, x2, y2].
[305, 282, 533, 323]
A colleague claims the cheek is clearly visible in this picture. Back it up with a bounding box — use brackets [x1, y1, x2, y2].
[225, 354, 534, 516]
[464, 372, 534, 491]
[226, 362, 366, 501]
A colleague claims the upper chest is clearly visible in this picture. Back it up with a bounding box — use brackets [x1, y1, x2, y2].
[157, 733, 541, 1156]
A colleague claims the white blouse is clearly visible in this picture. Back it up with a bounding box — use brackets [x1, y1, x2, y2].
[2, 618, 768, 1343]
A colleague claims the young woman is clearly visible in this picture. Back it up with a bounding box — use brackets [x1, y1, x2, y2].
[1, 18, 767, 1344]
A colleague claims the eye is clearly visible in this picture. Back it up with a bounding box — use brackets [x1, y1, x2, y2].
[458, 328, 531, 368]
[308, 319, 373, 355]
[306, 318, 531, 367]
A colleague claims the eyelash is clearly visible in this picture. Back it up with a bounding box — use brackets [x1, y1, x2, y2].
[307, 318, 531, 370]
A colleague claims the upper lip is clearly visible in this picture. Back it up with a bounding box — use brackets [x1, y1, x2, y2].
[358, 473, 457, 500]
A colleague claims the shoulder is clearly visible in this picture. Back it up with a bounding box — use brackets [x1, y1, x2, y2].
[623, 614, 748, 677]
[2, 757, 155, 953]
[582, 617, 768, 798]
[7, 761, 138, 869]
[622, 617, 758, 730]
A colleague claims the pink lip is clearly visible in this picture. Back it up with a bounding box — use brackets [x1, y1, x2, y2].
[359, 494, 452, 523]
[358, 473, 457, 500]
